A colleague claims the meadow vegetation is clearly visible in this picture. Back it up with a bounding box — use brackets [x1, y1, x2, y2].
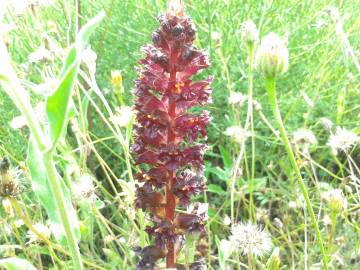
[0, 0, 360, 269]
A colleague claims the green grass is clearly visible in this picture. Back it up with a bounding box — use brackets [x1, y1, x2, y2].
[1, 0, 360, 269]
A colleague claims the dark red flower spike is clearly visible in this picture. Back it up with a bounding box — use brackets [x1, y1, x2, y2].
[133, 0, 212, 268]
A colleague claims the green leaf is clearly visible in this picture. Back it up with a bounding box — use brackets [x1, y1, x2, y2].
[205, 166, 231, 182]
[218, 145, 232, 168]
[0, 258, 37, 270]
[27, 137, 80, 246]
[46, 11, 105, 148]
[207, 184, 225, 195]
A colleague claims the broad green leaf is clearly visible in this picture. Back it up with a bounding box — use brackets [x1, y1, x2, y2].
[0, 258, 37, 270]
[205, 166, 231, 182]
[27, 137, 80, 246]
[46, 11, 105, 148]
[207, 184, 225, 195]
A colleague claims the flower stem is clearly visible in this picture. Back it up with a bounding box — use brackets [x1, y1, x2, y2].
[247, 44, 255, 222]
[43, 152, 84, 270]
[165, 49, 178, 268]
[264, 76, 328, 270]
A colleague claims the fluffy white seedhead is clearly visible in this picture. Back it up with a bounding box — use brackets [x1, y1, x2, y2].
[255, 33, 289, 78]
[230, 222, 272, 257]
[228, 92, 247, 106]
[224, 126, 251, 144]
[292, 128, 317, 152]
[240, 20, 259, 46]
[327, 127, 359, 155]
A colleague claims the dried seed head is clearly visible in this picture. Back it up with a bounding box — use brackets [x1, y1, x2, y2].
[255, 33, 289, 78]
[0, 157, 23, 198]
[240, 20, 259, 47]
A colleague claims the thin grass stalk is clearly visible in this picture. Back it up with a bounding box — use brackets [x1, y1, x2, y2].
[265, 76, 328, 270]
[9, 198, 105, 270]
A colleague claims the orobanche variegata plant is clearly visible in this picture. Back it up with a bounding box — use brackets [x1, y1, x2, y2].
[132, 0, 212, 268]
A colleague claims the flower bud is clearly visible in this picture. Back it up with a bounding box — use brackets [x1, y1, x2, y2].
[240, 20, 259, 47]
[255, 33, 289, 78]
[111, 70, 123, 89]
[321, 189, 347, 213]
[266, 247, 281, 270]
[2, 198, 14, 217]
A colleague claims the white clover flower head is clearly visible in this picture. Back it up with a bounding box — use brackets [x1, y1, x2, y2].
[292, 128, 317, 152]
[255, 33, 289, 78]
[240, 20, 259, 46]
[224, 126, 251, 144]
[27, 223, 51, 244]
[230, 222, 272, 257]
[327, 127, 359, 155]
[321, 189, 347, 212]
[228, 91, 247, 106]
[72, 174, 97, 203]
[110, 106, 134, 127]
